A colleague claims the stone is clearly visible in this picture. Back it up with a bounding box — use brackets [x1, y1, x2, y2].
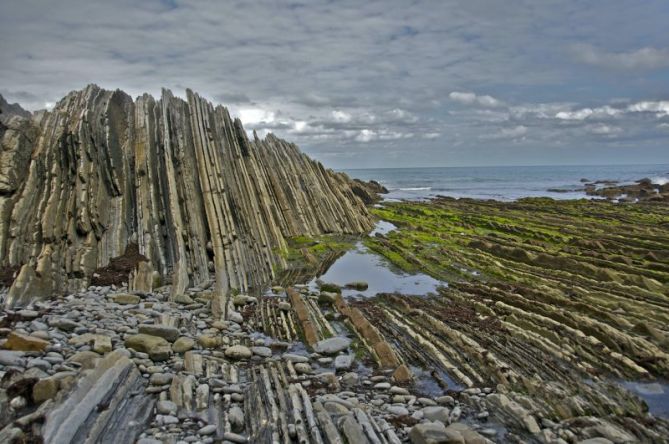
[386, 405, 410, 416]
[444, 423, 488, 444]
[392, 364, 413, 383]
[282, 353, 310, 363]
[4, 331, 49, 351]
[93, 336, 112, 354]
[10, 396, 27, 409]
[113, 293, 141, 305]
[50, 318, 80, 332]
[225, 345, 252, 360]
[251, 346, 272, 357]
[68, 351, 101, 369]
[199, 425, 216, 435]
[229, 405, 244, 432]
[227, 310, 244, 324]
[318, 292, 338, 304]
[149, 373, 174, 386]
[198, 334, 221, 349]
[313, 337, 351, 355]
[125, 334, 171, 361]
[422, 406, 451, 424]
[409, 422, 459, 444]
[223, 432, 248, 443]
[42, 350, 155, 443]
[33, 377, 59, 402]
[138, 324, 179, 342]
[172, 337, 195, 353]
[17, 309, 39, 319]
[294, 363, 312, 374]
[334, 354, 354, 370]
[342, 372, 359, 386]
[232, 294, 257, 306]
[345, 281, 368, 290]
[156, 400, 178, 415]
[278, 301, 291, 311]
[0, 350, 26, 366]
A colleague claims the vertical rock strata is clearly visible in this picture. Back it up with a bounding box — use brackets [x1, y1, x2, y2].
[0, 85, 373, 308]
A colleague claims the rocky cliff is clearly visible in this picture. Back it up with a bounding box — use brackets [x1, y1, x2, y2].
[0, 85, 373, 309]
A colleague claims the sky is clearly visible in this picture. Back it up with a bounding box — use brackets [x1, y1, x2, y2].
[1, 0, 668, 169]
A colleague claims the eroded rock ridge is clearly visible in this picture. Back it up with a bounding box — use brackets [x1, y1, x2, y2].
[0, 85, 373, 308]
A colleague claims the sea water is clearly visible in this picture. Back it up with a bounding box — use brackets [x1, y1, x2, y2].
[342, 164, 669, 201]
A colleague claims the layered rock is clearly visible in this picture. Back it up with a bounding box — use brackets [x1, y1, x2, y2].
[0, 85, 373, 309]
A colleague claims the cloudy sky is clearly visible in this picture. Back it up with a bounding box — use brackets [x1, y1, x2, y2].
[1, 0, 668, 168]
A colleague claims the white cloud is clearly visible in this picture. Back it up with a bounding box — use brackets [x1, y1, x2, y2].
[572, 44, 669, 70]
[587, 124, 622, 136]
[355, 129, 377, 142]
[237, 108, 276, 125]
[331, 110, 352, 123]
[554, 100, 669, 121]
[499, 125, 527, 138]
[449, 91, 502, 107]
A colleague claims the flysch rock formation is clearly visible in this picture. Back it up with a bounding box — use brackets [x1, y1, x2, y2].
[0, 85, 374, 312]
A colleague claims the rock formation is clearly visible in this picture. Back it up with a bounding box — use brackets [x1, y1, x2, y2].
[0, 85, 373, 310]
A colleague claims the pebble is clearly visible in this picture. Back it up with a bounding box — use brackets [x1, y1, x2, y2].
[250, 346, 272, 357]
[198, 425, 216, 435]
[224, 345, 252, 360]
[156, 400, 178, 415]
[282, 353, 309, 363]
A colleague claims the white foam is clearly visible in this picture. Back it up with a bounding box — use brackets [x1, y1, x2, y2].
[651, 176, 669, 186]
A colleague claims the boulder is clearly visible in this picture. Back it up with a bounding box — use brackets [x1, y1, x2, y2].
[318, 291, 338, 304]
[225, 345, 252, 360]
[125, 334, 171, 361]
[345, 281, 369, 290]
[409, 422, 462, 444]
[0, 350, 26, 366]
[68, 351, 101, 370]
[4, 331, 49, 351]
[113, 293, 141, 305]
[197, 334, 221, 349]
[172, 337, 195, 353]
[33, 377, 59, 403]
[138, 324, 180, 342]
[334, 354, 354, 370]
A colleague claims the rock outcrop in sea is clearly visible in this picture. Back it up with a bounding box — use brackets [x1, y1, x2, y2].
[0, 85, 374, 310]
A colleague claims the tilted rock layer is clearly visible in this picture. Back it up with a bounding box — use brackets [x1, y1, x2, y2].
[0, 85, 373, 307]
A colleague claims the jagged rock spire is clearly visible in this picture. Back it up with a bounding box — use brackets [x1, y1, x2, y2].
[0, 85, 373, 310]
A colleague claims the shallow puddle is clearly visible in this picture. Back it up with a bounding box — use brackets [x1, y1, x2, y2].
[622, 381, 669, 417]
[307, 221, 446, 297]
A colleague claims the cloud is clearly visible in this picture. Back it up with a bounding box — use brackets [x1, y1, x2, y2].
[1, 0, 668, 167]
[587, 124, 622, 136]
[571, 44, 669, 70]
[554, 100, 669, 121]
[214, 92, 252, 104]
[449, 92, 503, 107]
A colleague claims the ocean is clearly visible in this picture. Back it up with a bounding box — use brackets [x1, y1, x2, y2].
[342, 164, 669, 201]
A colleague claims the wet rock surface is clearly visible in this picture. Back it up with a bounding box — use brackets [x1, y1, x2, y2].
[364, 198, 669, 442]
